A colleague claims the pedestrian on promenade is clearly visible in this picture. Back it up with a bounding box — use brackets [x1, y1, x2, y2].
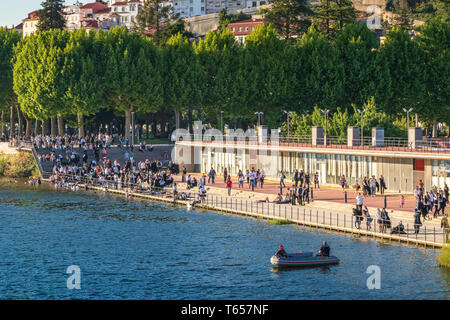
[414, 208, 422, 234]
[250, 168, 256, 191]
[314, 172, 319, 189]
[400, 195, 405, 208]
[182, 166, 186, 183]
[223, 168, 228, 183]
[294, 169, 299, 187]
[259, 169, 264, 188]
[356, 193, 364, 211]
[379, 175, 386, 194]
[369, 176, 377, 197]
[245, 169, 250, 187]
[208, 167, 216, 184]
[363, 206, 372, 230]
[238, 170, 244, 188]
[280, 172, 286, 189]
[340, 175, 346, 191]
[226, 176, 232, 196]
[444, 183, 449, 204]
[376, 208, 383, 232]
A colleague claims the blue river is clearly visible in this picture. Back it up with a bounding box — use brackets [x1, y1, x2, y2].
[0, 181, 448, 299]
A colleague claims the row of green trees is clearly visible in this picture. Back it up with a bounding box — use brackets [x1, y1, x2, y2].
[0, 19, 449, 139]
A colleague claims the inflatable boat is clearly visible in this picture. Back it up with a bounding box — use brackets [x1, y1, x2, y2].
[270, 252, 339, 267]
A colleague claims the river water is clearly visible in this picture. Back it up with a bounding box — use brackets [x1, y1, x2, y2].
[0, 181, 448, 299]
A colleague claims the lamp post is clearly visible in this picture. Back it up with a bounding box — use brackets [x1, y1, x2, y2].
[357, 108, 367, 146]
[403, 107, 413, 130]
[320, 109, 330, 145]
[255, 112, 264, 127]
[283, 110, 293, 141]
[220, 110, 224, 133]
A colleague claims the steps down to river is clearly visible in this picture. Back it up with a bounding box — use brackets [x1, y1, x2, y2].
[33, 145, 174, 177]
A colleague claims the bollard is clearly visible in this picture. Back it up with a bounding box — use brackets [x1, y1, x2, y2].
[310, 188, 314, 202]
[384, 196, 387, 209]
[344, 191, 347, 203]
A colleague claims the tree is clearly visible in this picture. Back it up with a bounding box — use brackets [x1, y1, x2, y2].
[158, 20, 194, 45]
[263, 0, 314, 40]
[13, 30, 70, 136]
[0, 28, 21, 138]
[239, 25, 292, 127]
[416, 18, 450, 136]
[104, 27, 163, 140]
[218, 9, 251, 32]
[134, 0, 179, 45]
[64, 29, 108, 137]
[162, 33, 202, 129]
[195, 29, 241, 128]
[312, 0, 356, 36]
[37, 0, 66, 31]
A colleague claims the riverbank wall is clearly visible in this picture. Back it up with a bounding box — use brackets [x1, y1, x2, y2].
[44, 178, 447, 249]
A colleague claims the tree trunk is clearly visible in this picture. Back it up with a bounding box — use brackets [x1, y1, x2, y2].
[34, 119, 39, 136]
[188, 106, 193, 133]
[25, 116, 32, 138]
[9, 105, 15, 139]
[77, 112, 84, 137]
[174, 109, 181, 129]
[432, 119, 438, 138]
[42, 119, 48, 136]
[1, 110, 4, 139]
[415, 113, 418, 127]
[57, 114, 64, 136]
[124, 107, 134, 141]
[50, 117, 57, 136]
[17, 106, 24, 139]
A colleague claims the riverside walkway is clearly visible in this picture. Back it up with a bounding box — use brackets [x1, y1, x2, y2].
[42, 175, 448, 249]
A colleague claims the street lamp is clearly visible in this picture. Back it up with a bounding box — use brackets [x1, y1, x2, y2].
[403, 107, 413, 130]
[255, 112, 264, 127]
[220, 110, 224, 133]
[320, 109, 330, 145]
[357, 108, 367, 146]
[283, 110, 294, 140]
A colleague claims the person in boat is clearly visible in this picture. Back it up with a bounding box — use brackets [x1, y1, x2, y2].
[275, 245, 287, 258]
[317, 241, 330, 257]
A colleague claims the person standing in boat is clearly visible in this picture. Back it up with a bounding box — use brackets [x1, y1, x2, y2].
[275, 245, 287, 258]
[317, 241, 330, 256]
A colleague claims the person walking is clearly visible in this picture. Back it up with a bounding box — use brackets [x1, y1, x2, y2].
[414, 208, 422, 234]
[340, 175, 346, 191]
[379, 175, 386, 195]
[208, 167, 216, 184]
[356, 193, 364, 211]
[314, 172, 319, 189]
[238, 170, 244, 188]
[223, 168, 228, 183]
[226, 176, 232, 196]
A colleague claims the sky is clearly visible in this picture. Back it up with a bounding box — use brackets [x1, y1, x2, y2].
[0, 0, 70, 28]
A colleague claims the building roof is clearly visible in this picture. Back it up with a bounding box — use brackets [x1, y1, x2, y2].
[80, 2, 109, 13]
[111, 1, 129, 5]
[227, 19, 264, 36]
[23, 10, 39, 21]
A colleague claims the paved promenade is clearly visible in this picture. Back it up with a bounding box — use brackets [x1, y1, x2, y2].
[174, 173, 448, 230]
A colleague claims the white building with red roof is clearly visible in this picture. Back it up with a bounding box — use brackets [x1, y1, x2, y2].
[22, 10, 40, 37]
[227, 18, 263, 43]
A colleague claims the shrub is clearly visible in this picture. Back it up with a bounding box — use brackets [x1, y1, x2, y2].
[0, 152, 37, 178]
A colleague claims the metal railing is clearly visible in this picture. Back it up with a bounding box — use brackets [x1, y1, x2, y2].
[46, 172, 448, 247]
[175, 134, 450, 154]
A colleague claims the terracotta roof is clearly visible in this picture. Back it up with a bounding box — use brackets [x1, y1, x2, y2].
[111, 1, 129, 5]
[227, 19, 264, 36]
[80, 2, 108, 12]
[96, 7, 111, 14]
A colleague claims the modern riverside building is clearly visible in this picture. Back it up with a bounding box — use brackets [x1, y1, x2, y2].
[174, 124, 450, 193]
